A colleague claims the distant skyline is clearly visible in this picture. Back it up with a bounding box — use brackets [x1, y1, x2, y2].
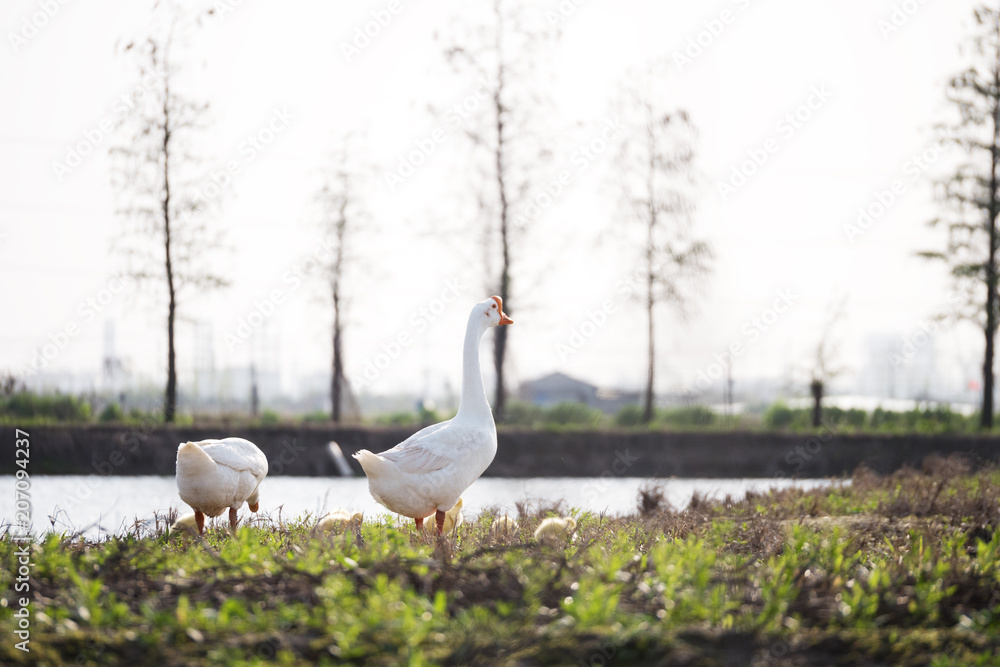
[0, 0, 989, 407]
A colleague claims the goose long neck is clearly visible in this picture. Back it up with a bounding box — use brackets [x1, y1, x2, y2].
[456, 316, 491, 420]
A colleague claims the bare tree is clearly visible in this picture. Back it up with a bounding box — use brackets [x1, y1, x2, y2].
[111, 3, 226, 422]
[316, 135, 367, 423]
[921, 5, 1000, 428]
[440, 0, 553, 421]
[616, 73, 712, 424]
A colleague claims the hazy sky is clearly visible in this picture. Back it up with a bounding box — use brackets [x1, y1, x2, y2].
[0, 0, 988, 405]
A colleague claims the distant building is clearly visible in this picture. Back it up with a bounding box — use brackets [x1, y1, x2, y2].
[518, 372, 639, 414]
[857, 333, 937, 401]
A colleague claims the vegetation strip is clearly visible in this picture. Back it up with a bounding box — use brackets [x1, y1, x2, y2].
[2, 456, 999, 664]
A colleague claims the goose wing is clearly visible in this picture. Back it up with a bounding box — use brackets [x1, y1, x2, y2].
[396, 419, 451, 448]
[378, 444, 453, 474]
[377, 421, 460, 474]
[197, 437, 268, 481]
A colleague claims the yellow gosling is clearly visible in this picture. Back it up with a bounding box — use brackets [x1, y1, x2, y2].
[533, 517, 577, 542]
[317, 510, 364, 532]
[424, 498, 464, 535]
[170, 512, 200, 535]
[490, 514, 518, 536]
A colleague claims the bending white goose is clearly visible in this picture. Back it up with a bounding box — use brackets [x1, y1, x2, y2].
[354, 296, 513, 534]
[176, 437, 268, 534]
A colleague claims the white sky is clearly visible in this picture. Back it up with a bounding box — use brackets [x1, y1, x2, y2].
[0, 0, 988, 403]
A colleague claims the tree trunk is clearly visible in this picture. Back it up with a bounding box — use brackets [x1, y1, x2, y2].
[330, 205, 348, 424]
[641, 117, 657, 424]
[165, 291, 176, 422]
[493, 271, 509, 420]
[643, 289, 655, 423]
[491, 14, 510, 422]
[981, 58, 1000, 429]
[331, 287, 343, 423]
[810, 379, 823, 429]
[162, 93, 177, 424]
[983, 322, 994, 429]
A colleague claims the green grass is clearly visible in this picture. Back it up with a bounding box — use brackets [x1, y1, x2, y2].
[2, 388, 992, 435]
[3, 458, 1000, 664]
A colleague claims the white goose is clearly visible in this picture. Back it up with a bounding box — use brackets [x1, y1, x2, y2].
[355, 296, 513, 534]
[175, 437, 268, 534]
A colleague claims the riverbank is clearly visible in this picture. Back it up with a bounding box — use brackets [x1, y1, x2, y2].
[3, 425, 1000, 477]
[1, 458, 997, 665]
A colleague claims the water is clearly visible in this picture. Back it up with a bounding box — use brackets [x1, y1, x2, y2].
[1, 475, 834, 539]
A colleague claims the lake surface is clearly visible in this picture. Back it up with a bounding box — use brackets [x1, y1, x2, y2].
[1, 476, 835, 539]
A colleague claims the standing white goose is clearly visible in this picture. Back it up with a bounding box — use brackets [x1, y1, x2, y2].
[175, 437, 268, 534]
[354, 296, 513, 534]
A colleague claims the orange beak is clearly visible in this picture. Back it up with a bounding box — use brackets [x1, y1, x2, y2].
[491, 295, 513, 325]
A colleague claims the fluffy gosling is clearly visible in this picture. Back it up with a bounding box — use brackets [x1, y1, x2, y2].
[533, 516, 577, 542]
[424, 498, 464, 535]
[490, 514, 518, 536]
[170, 512, 200, 535]
[317, 510, 363, 532]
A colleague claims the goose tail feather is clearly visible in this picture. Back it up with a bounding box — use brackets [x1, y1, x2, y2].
[353, 449, 390, 477]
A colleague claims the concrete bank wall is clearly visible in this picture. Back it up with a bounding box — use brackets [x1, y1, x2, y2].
[3, 426, 1000, 478]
